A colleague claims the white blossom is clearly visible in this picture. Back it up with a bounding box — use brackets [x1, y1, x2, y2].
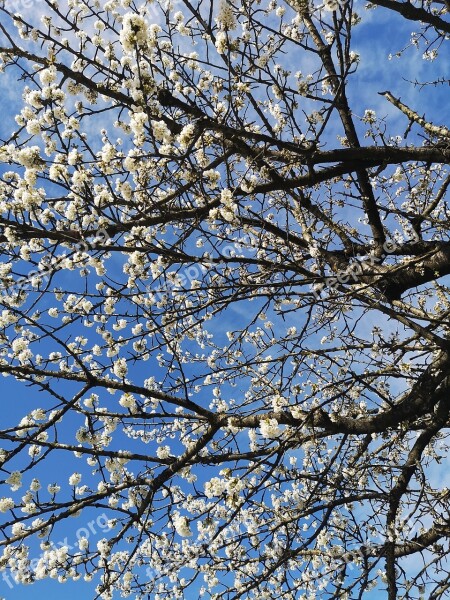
[17, 146, 43, 169]
[113, 358, 128, 378]
[0, 498, 15, 512]
[78, 537, 89, 550]
[6, 471, 22, 491]
[119, 13, 149, 52]
[259, 418, 281, 439]
[215, 31, 228, 54]
[178, 124, 196, 149]
[173, 514, 192, 537]
[323, 0, 340, 11]
[69, 472, 82, 486]
[156, 446, 171, 459]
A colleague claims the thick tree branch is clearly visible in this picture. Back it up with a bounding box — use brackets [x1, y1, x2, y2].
[370, 0, 450, 34]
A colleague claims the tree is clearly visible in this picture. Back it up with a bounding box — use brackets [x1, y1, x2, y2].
[0, 0, 449, 597]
